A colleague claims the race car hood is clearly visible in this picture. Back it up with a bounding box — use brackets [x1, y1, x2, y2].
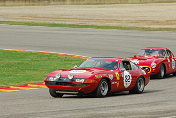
[126, 56, 164, 66]
[47, 67, 108, 79]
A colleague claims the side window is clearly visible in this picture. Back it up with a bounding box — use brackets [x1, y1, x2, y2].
[159, 49, 167, 57]
[166, 50, 172, 57]
[122, 61, 132, 70]
[130, 62, 139, 70]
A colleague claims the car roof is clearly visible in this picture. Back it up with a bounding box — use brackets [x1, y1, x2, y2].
[143, 47, 168, 50]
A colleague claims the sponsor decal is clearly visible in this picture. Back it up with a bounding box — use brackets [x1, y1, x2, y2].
[95, 75, 102, 78]
[172, 59, 175, 69]
[108, 74, 113, 80]
[115, 72, 120, 80]
[75, 79, 85, 83]
[123, 71, 132, 88]
[69, 70, 86, 73]
[116, 82, 120, 88]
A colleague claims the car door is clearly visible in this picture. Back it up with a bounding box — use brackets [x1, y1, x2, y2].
[166, 50, 176, 73]
[120, 60, 138, 90]
[171, 52, 176, 73]
[173, 55, 176, 73]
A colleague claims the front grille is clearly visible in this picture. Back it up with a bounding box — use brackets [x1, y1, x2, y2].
[45, 81, 89, 87]
[141, 67, 151, 72]
[46, 77, 85, 82]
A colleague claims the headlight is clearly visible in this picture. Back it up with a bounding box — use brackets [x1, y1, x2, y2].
[68, 73, 74, 80]
[55, 73, 61, 78]
[75, 78, 86, 83]
[151, 63, 157, 68]
[47, 77, 57, 81]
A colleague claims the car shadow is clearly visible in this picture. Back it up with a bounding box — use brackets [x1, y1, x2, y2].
[142, 89, 164, 94]
[62, 91, 129, 98]
[61, 89, 163, 98]
[150, 73, 176, 80]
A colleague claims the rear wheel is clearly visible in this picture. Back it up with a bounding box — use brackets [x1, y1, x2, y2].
[173, 72, 176, 76]
[129, 77, 145, 94]
[49, 89, 64, 98]
[156, 64, 165, 79]
[94, 79, 109, 98]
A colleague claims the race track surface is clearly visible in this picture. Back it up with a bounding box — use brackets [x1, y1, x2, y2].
[0, 24, 176, 118]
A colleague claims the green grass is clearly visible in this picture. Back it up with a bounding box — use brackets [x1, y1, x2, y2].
[0, 21, 176, 31]
[0, 50, 84, 87]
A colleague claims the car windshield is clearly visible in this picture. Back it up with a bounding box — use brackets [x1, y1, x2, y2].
[137, 49, 166, 57]
[79, 60, 119, 70]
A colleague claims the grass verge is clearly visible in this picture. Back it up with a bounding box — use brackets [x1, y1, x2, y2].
[0, 50, 84, 88]
[0, 21, 176, 31]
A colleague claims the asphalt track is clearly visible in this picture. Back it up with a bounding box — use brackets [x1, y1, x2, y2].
[0, 24, 176, 118]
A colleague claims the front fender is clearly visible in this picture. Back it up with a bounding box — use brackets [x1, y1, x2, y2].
[153, 59, 166, 74]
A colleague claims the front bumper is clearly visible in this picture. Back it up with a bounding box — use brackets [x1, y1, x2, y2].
[45, 81, 98, 94]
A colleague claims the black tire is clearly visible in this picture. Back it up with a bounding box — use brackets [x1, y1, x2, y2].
[49, 89, 64, 98]
[94, 79, 109, 98]
[129, 77, 145, 94]
[156, 64, 165, 79]
[173, 72, 176, 76]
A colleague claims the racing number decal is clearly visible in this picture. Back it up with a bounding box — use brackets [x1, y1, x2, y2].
[125, 75, 130, 82]
[123, 71, 132, 88]
[172, 59, 175, 69]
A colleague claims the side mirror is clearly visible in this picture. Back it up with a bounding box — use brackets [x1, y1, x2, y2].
[120, 68, 126, 72]
[134, 55, 137, 58]
[73, 65, 78, 69]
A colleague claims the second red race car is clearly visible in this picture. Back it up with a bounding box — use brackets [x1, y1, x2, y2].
[44, 57, 150, 98]
[126, 47, 176, 79]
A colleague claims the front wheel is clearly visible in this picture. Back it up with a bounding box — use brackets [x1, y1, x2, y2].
[129, 77, 145, 94]
[49, 89, 64, 98]
[156, 64, 165, 79]
[94, 79, 109, 98]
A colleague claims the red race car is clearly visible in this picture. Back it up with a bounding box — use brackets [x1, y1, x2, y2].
[126, 47, 176, 79]
[44, 57, 150, 98]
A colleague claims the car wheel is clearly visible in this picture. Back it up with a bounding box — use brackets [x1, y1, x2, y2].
[156, 64, 165, 79]
[94, 79, 109, 98]
[173, 72, 176, 76]
[129, 77, 145, 94]
[49, 89, 64, 98]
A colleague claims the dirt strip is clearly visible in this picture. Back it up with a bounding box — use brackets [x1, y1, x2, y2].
[0, 3, 176, 28]
[0, 49, 88, 59]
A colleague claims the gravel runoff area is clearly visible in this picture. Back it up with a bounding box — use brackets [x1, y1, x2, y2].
[0, 3, 176, 28]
